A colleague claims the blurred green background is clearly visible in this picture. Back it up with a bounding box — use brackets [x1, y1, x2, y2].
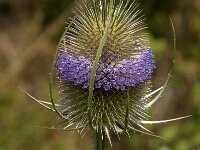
[0, 0, 200, 149]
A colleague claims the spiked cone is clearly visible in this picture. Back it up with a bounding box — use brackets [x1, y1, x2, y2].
[55, 0, 156, 141]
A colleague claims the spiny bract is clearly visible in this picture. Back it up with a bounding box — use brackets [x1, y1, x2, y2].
[56, 0, 156, 139]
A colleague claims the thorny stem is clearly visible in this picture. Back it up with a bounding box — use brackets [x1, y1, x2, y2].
[96, 129, 107, 150]
[102, 131, 106, 150]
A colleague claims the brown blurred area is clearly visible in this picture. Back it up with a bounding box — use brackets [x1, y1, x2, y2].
[0, 0, 200, 149]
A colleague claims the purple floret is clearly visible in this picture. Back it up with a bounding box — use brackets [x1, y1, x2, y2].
[55, 49, 156, 91]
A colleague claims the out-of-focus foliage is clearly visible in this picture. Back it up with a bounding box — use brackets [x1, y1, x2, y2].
[0, 0, 199, 149]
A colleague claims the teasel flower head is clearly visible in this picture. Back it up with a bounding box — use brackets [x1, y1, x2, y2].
[24, 0, 189, 146]
[54, 0, 156, 137]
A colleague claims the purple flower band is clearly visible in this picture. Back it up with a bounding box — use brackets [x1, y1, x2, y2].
[56, 49, 155, 91]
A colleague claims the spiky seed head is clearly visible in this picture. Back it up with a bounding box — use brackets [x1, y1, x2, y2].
[55, 0, 155, 137]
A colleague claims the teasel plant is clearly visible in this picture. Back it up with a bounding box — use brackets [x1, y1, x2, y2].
[21, 0, 191, 149]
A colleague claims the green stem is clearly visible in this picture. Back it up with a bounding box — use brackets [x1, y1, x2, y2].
[96, 129, 107, 150]
[102, 131, 106, 150]
[96, 131, 102, 150]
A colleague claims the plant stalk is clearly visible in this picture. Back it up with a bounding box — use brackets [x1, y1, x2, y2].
[96, 129, 107, 150]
